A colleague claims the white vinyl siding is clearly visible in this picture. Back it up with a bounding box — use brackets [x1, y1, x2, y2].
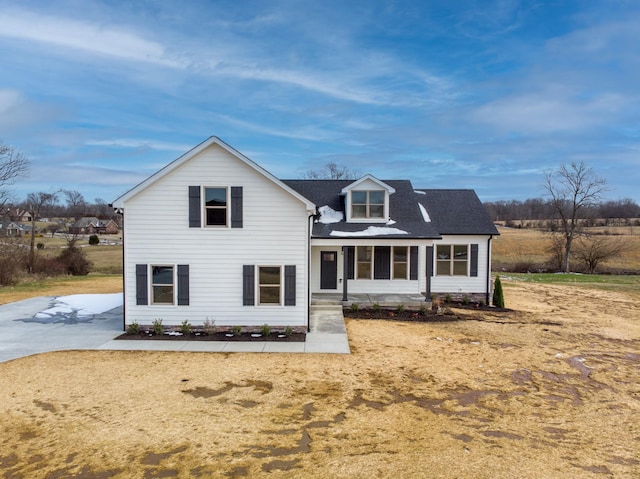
[430, 235, 492, 295]
[121, 143, 309, 327]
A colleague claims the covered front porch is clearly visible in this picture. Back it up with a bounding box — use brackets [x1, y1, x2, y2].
[312, 292, 429, 310]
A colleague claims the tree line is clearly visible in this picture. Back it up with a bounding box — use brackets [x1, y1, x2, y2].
[484, 197, 640, 225]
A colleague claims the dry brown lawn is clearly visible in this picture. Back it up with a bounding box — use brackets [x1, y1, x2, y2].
[1, 280, 639, 478]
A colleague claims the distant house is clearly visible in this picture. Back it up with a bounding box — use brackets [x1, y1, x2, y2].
[69, 217, 119, 235]
[112, 137, 499, 330]
[0, 221, 22, 237]
[5, 208, 32, 223]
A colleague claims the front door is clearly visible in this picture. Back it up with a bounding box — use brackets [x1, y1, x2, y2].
[320, 251, 338, 289]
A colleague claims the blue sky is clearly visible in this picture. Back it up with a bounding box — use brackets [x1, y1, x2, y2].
[1, 0, 638, 204]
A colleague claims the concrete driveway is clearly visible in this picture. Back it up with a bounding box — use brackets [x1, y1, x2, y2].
[0, 296, 124, 363]
[0, 294, 350, 361]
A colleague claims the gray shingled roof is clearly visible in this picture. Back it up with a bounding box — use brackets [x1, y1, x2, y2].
[283, 180, 498, 239]
[284, 179, 495, 239]
[414, 189, 499, 235]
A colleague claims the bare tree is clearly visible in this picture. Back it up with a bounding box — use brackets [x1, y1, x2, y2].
[573, 235, 631, 274]
[63, 189, 87, 220]
[305, 162, 360, 180]
[542, 161, 607, 272]
[23, 191, 59, 273]
[0, 142, 30, 206]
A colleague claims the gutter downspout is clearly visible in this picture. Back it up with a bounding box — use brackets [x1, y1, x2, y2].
[486, 235, 493, 306]
[111, 205, 125, 332]
[307, 212, 314, 333]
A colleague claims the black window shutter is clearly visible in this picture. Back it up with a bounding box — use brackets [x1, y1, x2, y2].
[231, 186, 243, 228]
[284, 265, 296, 306]
[243, 265, 255, 306]
[374, 246, 391, 280]
[136, 264, 148, 305]
[470, 244, 479, 277]
[345, 246, 355, 280]
[410, 246, 419, 280]
[177, 265, 190, 305]
[188, 186, 201, 227]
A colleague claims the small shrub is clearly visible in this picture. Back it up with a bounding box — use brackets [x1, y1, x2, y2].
[396, 304, 405, 313]
[445, 293, 452, 303]
[57, 244, 92, 276]
[462, 295, 470, 305]
[493, 275, 505, 308]
[418, 304, 427, 316]
[203, 317, 216, 334]
[180, 320, 192, 335]
[152, 318, 164, 335]
[88, 235, 100, 245]
[232, 325, 242, 336]
[372, 303, 381, 313]
[350, 303, 359, 312]
[284, 326, 293, 336]
[432, 296, 442, 312]
[126, 322, 140, 335]
[260, 323, 271, 337]
[36, 242, 45, 250]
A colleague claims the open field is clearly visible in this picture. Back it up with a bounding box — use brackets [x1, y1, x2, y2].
[493, 226, 640, 273]
[0, 274, 123, 305]
[1, 278, 639, 478]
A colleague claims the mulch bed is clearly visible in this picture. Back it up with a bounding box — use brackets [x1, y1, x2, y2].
[344, 303, 509, 322]
[115, 331, 306, 342]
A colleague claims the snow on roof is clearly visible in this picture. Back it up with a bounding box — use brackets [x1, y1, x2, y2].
[317, 205, 344, 224]
[330, 226, 408, 237]
[419, 203, 431, 222]
[414, 190, 426, 195]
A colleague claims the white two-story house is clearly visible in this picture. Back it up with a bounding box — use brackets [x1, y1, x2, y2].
[112, 136, 499, 330]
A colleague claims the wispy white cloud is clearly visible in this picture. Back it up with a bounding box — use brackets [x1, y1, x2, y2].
[85, 139, 193, 152]
[0, 9, 185, 67]
[471, 88, 626, 134]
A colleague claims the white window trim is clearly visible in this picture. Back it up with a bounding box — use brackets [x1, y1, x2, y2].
[347, 190, 389, 223]
[257, 265, 283, 306]
[392, 246, 409, 280]
[203, 186, 230, 228]
[435, 244, 469, 276]
[150, 264, 176, 305]
[356, 246, 373, 279]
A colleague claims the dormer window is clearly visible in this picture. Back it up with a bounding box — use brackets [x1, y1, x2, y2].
[341, 175, 395, 223]
[352, 190, 385, 219]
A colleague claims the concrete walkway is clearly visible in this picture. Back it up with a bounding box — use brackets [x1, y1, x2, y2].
[97, 302, 350, 354]
[0, 297, 350, 363]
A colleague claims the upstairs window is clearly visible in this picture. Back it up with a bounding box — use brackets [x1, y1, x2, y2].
[204, 187, 228, 226]
[436, 245, 468, 276]
[352, 190, 385, 219]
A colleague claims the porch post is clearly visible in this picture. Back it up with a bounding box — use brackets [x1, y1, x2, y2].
[342, 246, 349, 302]
[425, 245, 433, 301]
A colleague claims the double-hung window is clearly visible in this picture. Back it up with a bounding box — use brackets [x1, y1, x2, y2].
[151, 265, 174, 304]
[393, 246, 408, 279]
[352, 191, 385, 219]
[436, 245, 468, 276]
[356, 246, 373, 279]
[258, 266, 281, 305]
[204, 187, 228, 226]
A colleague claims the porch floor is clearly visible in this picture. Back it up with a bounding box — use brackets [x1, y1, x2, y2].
[312, 293, 429, 309]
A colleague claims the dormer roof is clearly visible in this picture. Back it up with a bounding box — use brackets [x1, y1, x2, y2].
[340, 174, 396, 195]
